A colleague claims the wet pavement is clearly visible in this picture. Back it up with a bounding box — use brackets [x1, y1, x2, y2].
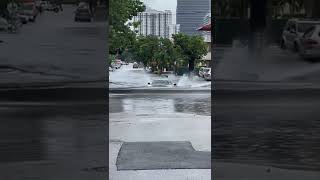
[214, 82, 320, 172]
[0, 5, 106, 87]
[109, 93, 211, 116]
[0, 101, 107, 180]
[0, 4, 107, 180]
[109, 64, 211, 179]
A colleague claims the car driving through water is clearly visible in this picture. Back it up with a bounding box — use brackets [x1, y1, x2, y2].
[147, 79, 177, 87]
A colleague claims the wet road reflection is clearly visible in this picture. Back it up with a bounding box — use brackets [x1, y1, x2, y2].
[109, 94, 211, 116]
[214, 95, 320, 171]
[0, 102, 107, 163]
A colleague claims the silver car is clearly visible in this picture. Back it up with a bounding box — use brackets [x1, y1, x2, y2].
[199, 67, 210, 78]
[281, 19, 320, 52]
[299, 25, 320, 60]
[147, 79, 177, 87]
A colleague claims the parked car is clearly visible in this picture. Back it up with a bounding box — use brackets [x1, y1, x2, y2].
[74, 3, 92, 22]
[109, 66, 114, 72]
[281, 19, 320, 52]
[0, 17, 9, 31]
[147, 79, 177, 87]
[198, 67, 210, 78]
[298, 25, 320, 60]
[204, 68, 211, 81]
[20, 3, 38, 22]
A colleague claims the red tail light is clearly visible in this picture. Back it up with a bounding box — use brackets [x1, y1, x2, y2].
[305, 39, 318, 48]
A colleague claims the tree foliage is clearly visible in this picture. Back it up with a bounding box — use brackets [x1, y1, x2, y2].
[129, 33, 207, 73]
[0, 0, 21, 13]
[173, 33, 207, 72]
[109, 0, 145, 55]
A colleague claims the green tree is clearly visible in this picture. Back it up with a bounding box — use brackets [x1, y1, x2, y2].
[154, 38, 178, 74]
[173, 33, 207, 72]
[109, 0, 145, 55]
[131, 35, 159, 70]
[0, 0, 21, 13]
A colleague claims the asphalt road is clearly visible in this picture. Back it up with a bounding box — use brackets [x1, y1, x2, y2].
[0, 4, 107, 88]
[0, 5, 108, 180]
[213, 81, 320, 178]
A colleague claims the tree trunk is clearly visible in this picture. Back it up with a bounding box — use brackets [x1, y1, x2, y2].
[189, 59, 195, 73]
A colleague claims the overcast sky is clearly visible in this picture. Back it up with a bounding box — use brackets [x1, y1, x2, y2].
[142, 0, 177, 24]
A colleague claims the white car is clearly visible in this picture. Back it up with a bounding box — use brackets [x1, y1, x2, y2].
[199, 67, 210, 78]
[281, 19, 320, 52]
[299, 25, 320, 60]
[147, 79, 177, 87]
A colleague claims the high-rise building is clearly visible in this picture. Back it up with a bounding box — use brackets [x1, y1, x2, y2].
[177, 0, 210, 35]
[132, 7, 179, 39]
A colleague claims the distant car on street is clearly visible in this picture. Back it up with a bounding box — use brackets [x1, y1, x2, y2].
[281, 19, 320, 52]
[298, 25, 320, 60]
[133, 62, 139, 68]
[199, 67, 210, 78]
[147, 79, 177, 87]
[20, 3, 38, 22]
[74, 3, 92, 22]
[109, 66, 114, 72]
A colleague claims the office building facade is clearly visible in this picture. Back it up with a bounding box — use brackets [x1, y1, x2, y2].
[177, 0, 210, 35]
[133, 7, 179, 39]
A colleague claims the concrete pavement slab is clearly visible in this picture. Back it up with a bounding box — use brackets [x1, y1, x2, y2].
[116, 141, 210, 170]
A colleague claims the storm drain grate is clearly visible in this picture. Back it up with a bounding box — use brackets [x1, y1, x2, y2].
[116, 141, 211, 170]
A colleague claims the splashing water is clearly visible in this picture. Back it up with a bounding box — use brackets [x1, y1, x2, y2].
[109, 63, 152, 88]
[177, 74, 211, 88]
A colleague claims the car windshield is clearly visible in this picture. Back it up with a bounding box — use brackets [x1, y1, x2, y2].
[203, 69, 210, 72]
[152, 80, 170, 85]
[297, 22, 320, 33]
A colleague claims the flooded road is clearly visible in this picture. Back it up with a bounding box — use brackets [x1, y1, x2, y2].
[109, 63, 211, 89]
[0, 101, 107, 163]
[214, 88, 320, 171]
[110, 93, 211, 116]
